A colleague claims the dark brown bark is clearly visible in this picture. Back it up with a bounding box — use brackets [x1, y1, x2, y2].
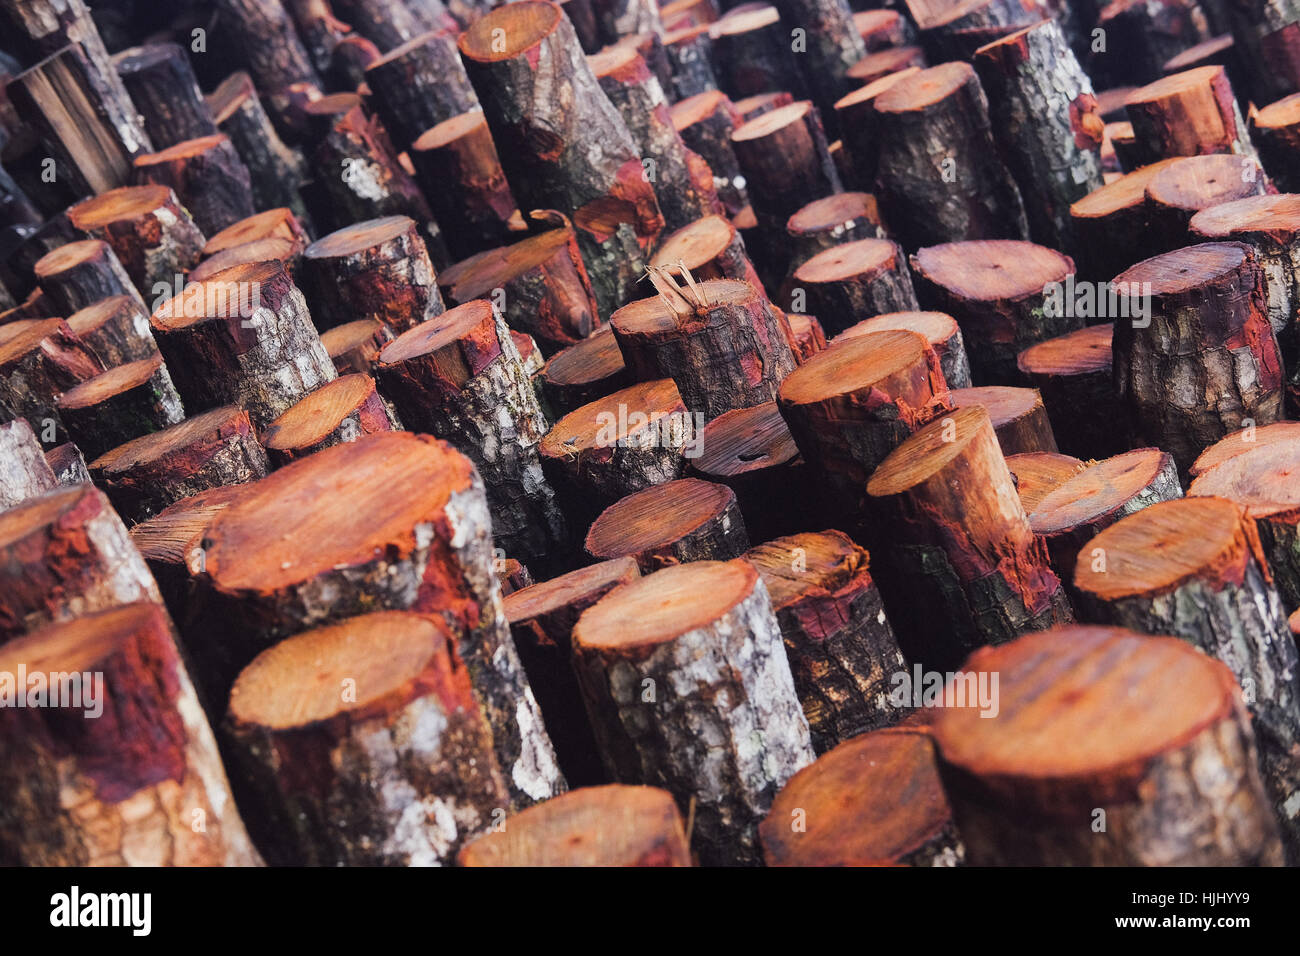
[832, 66, 921, 192]
[791, 238, 918, 336]
[537, 324, 631, 414]
[363, 30, 479, 152]
[214, 0, 322, 133]
[320, 317, 396, 374]
[949, 385, 1059, 456]
[66, 184, 206, 295]
[1089, 0, 1210, 88]
[1226, 0, 1300, 104]
[133, 134, 255, 237]
[663, 24, 719, 100]
[0, 317, 102, 444]
[670, 90, 749, 215]
[114, 43, 217, 149]
[57, 354, 186, 461]
[769, 0, 866, 137]
[33, 239, 141, 316]
[1018, 322, 1127, 459]
[332, 0, 452, 50]
[709, 4, 807, 101]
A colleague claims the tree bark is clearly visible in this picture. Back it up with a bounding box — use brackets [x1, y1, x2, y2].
[949, 385, 1059, 456]
[537, 324, 631, 414]
[0, 419, 57, 510]
[0, 602, 262, 866]
[866, 404, 1072, 672]
[1089, 0, 1210, 88]
[709, 5, 807, 101]
[1226, 0, 1300, 104]
[835, 309, 972, 389]
[791, 238, 918, 336]
[1073, 496, 1300, 860]
[760, 727, 963, 865]
[331, 0, 451, 50]
[0, 317, 102, 444]
[114, 43, 217, 149]
[460, 2, 665, 321]
[225, 609, 508, 865]
[375, 300, 568, 564]
[932, 624, 1284, 865]
[1251, 93, 1300, 193]
[65, 295, 158, 368]
[584, 476, 751, 570]
[33, 239, 141, 317]
[133, 134, 256, 238]
[363, 30, 479, 152]
[259, 371, 399, 465]
[769, 0, 866, 136]
[1017, 322, 1127, 459]
[44, 442, 90, 486]
[151, 260, 337, 429]
[57, 355, 186, 462]
[663, 24, 719, 100]
[214, 0, 322, 134]
[190, 431, 566, 808]
[911, 239, 1079, 385]
[571, 558, 814, 865]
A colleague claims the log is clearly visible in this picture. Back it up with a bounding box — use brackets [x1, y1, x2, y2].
[540, 377, 697, 526]
[769, 0, 867, 132]
[931, 624, 1283, 865]
[363, 30, 479, 152]
[1189, 420, 1300, 477]
[785, 312, 826, 363]
[611, 277, 796, 420]
[1028, 447, 1182, 582]
[688, 399, 809, 541]
[89, 404, 268, 524]
[375, 300, 567, 564]
[133, 134, 256, 237]
[777, 329, 951, 527]
[1144, 154, 1267, 250]
[56, 355, 186, 461]
[908, 0, 1036, 62]
[0, 317, 102, 443]
[409, 112, 517, 262]
[309, 104, 433, 233]
[744, 530, 906, 753]
[760, 727, 962, 865]
[670, 90, 749, 216]
[8, 45, 146, 197]
[709, 5, 807, 101]
[437, 225, 599, 354]
[1188, 437, 1300, 608]
[1124, 65, 1258, 165]
[284, 0, 352, 76]
[114, 43, 217, 149]
[299, 216, 444, 334]
[0, 419, 57, 510]
[225, 610, 508, 865]
[202, 208, 310, 264]
[662, 0, 719, 29]
[65, 295, 158, 368]
[44, 442, 90, 487]
[1089, 0, 1210, 88]
[213, 0, 321, 132]
[191, 431, 565, 808]
[790, 238, 918, 335]
[611, 30, 677, 100]
[571, 558, 814, 865]
[331, 0, 450, 50]
[1067, 158, 1183, 281]
[590, 46, 724, 232]
[865, 404, 1071, 671]
[1007, 450, 1089, 512]
[845, 44, 927, 85]
[1105, 120, 1142, 173]
[33, 239, 141, 317]
[150, 260, 337, 429]
[208, 72, 311, 225]
[782, 192, 887, 283]
[316, 319, 393, 376]
[854, 8, 910, 49]
[66, 184, 206, 296]
[1252, 93, 1300, 193]
[972, 19, 1105, 254]
[0, 483, 161, 643]
[1162, 33, 1247, 95]
[872, 63, 1029, 250]
[663, 24, 718, 101]
[459, 784, 691, 865]
[651, 214, 765, 294]
[327, 33, 382, 89]
[910, 239, 1078, 385]
[832, 67, 922, 191]
[584, 476, 750, 570]
[948, 385, 1059, 456]
[537, 324, 631, 414]
[498, 557, 536, 595]
[503, 558, 642, 786]
[459, 1, 665, 320]
[1073, 496, 1300, 857]
[833, 309, 972, 389]
[190, 238, 302, 284]
[1226, 0, 1300, 104]
[1112, 241, 1283, 473]
[1017, 323, 1126, 459]
[0, 602, 261, 866]
[259, 372, 399, 466]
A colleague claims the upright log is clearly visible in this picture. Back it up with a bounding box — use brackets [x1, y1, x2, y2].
[191, 432, 565, 808]
[932, 625, 1283, 866]
[459, 785, 691, 866]
[114, 43, 217, 149]
[0, 419, 57, 510]
[1089, 0, 1209, 88]
[0, 483, 161, 643]
[65, 296, 158, 368]
[572, 559, 815, 865]
[208, 73, 311, 224]
[972, 19, 1105, 254]
[299, 216, 444, 334]
[259, 372, 399, 466]
[331, 0, 451, 49]
[537, 324, 631, 414]
[150, 260, 336, 429]
[651, 214, 765, 293]
[1226, 0, 1300, 104]
[834, 309, 972, 390]
[56, 355, 186, 461]
[872, 63, 1029, 250]
[1007, 450, 1088, 513]
[865, 404, 1071, 671]
[503, 558, 642, 786]
[33, 239, 141, 318]
[1017, 323, 1125, 459]
[1067, 158, 1183, 281]
[1112, 242, 1283, 473]
[375, 300, 567, 564]
[770, 0, 867, 131]
[1073, 497, 1300, 856]
[834, 69, 923, 192]
[363, 30, 479, 152]
[709, 5, 807, 101]
[0, 317, 102, 442]
[0, 603, 261, 866]
[1144, 154, 1266, 249]
[225, 610, 508, 865]
[760, 727, 963, 865]
[584, 476, 750, 570]
[459, 1, 665, 319]
[949, 385, 1059, 456]
[66, 185, 206, 295]
[133, 134, 256, 237]
[911, 240, 1078, 385]
[202, 208, 310, 262]
[1124, 65, 1258, 164]
[1252, 93, 1300, 192]
[790, 238, 918, 335]
[783, 192, 887, 281]
[744, 530, 907, 753]
[663, 24, 719, 101]
[612, 277, 795, 420]
[670, 90, 749, 216]
[320, 319, 395, 375]
[213, 0, 322, 130]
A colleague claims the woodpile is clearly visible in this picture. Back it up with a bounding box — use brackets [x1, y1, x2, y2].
[2, 0, 1299, 872]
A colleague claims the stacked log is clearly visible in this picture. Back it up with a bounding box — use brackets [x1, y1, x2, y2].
[671, 90, 749, 216]
[1018, 323, 1125, 459]
[33, 240, 142, 315]
[834, 309, 972, 389]
[0, 318, 103, 443]
[537, 325, 631, 414]
[948, 385, 1060, 456]
[789, 238, 918, 336]
[709, 5, 807, 101]
[114, 43, 216, 149]
[1007, 450, 1088, 513]
[65, 296, 159, 368]
[1251, 93, 1300, 192]
[1068, 158, 1183, 280]
[320, 319, 395, 375]
[259, 373, 400, 466]
[56, 355, 185, 461]
[133, 134, 256, 237]
[651, 215, 765, 293]
[1143, 154, 1267, 249]
[0, 419, 57, 510]
[834, 70, 923, 192]
[363, 31, 479, 152]
[66, 185, 206, 296]
[1124, 65, 1259, 166]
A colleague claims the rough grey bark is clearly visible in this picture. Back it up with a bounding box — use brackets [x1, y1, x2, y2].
[663, 24, 717, 100]
[0, 419, 58, 509]
[67, 185, 206, 296]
